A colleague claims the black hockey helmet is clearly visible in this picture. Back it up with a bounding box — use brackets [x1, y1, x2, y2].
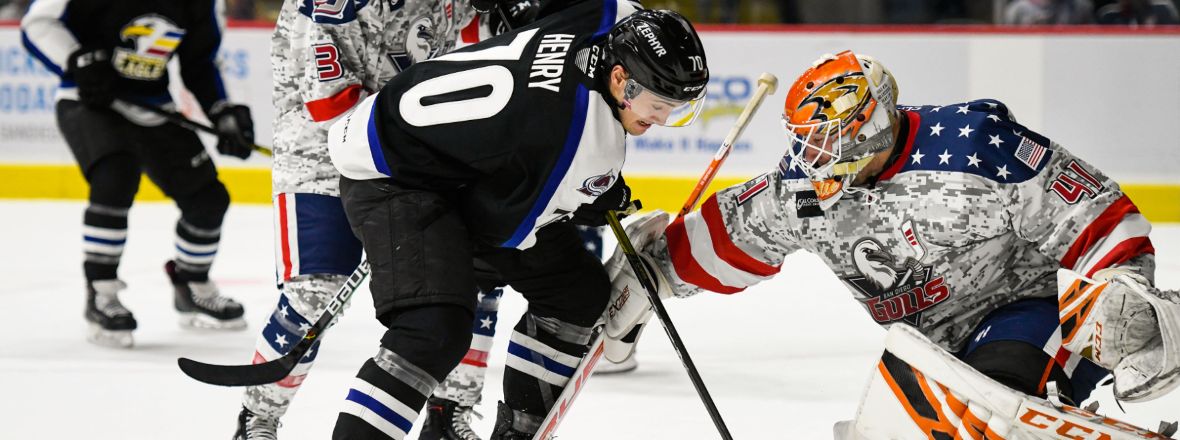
[605, 10, 709, 126]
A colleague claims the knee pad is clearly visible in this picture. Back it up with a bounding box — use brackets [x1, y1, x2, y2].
[174, 180, 230, 228]
[963, 340, 1073, 400]
[86, 154, 140, 207]
[379, 305, 473, 380]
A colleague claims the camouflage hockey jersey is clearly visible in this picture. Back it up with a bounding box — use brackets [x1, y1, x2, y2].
[271, 0, 477, 195]
[656, 99, 1156, 351]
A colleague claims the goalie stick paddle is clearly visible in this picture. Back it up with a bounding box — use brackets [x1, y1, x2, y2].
[604, 207, 735, 440]
[679, 72, 778, 218]
[177, 260, 370, 386]
[114, 99, 274, 157]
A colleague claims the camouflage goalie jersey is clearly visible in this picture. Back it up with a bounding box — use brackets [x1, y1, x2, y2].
[656, 99, 1156, 352]
[271, 0, 476, 195]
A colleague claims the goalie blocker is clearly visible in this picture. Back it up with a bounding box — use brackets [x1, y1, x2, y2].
[839, 324, 1177, 440]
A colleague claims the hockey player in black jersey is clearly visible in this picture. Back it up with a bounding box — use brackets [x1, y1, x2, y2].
[327, 1, 709, 438]
[21, 0, 256, 348]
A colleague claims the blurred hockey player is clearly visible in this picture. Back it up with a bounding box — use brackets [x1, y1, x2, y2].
[21, 0, 255, 349]
[605, 50, 1180, 438]
[327, 3, 709, 438]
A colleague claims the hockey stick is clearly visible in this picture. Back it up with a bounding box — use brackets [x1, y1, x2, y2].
[114, 98, 273, 157]
[679, 72, 778, 218]
[604, 207, 735, 440]
[177, 260, 370, 386]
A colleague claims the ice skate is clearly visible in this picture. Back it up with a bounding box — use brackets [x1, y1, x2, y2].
[166, 260, 247, 330]
[233, 406, 279, 440]
[85, 279, 136, 348]
[420, 397, 482, 440]
[490, 402, 536, 440]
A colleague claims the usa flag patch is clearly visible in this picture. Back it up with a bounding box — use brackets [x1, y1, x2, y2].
[1015, 136, 1047, 170]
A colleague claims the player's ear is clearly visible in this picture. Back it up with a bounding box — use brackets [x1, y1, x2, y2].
[609, 65, 628, 102]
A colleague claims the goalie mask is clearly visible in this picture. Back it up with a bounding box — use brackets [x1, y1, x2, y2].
[606, 10, 709, 127]
[782, 51, 898, 201]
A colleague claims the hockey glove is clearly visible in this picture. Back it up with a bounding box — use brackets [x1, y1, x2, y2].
[570, 176, 631, 227]
[67, 48, 117, 109]
[488, 0, 540, 35]
[604, 211, 673, 363]
[209, 102, 255, 159]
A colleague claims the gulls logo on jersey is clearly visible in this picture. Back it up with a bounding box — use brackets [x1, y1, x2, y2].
[390, 16, 444, 73]
[842, 235, 949, 326]
[577, 172, 615, 196]
[115, 15, 185, 80]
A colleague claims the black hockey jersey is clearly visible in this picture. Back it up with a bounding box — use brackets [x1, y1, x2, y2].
[330, 0, 640, 249]
[21, 0, 228, 114]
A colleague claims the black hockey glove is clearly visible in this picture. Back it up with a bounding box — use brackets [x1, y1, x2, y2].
[67, 48, 116, 109]
[209, 102, 255, 159]
[488, 0, 540, 35]
[571, 176, 631, 227]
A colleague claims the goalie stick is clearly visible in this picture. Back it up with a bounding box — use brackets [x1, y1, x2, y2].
[177, 260, 370, 386]
[114, 98, 274, 157]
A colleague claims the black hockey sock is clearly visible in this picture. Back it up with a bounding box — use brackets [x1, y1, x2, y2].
[335, 356, 434, 440]
[172, 181, 229, 279]
[503, 312, 594, 424]
[83, 203, 129, 281]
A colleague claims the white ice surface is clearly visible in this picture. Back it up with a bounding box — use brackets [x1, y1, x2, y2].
[1, 200, 1178, 439]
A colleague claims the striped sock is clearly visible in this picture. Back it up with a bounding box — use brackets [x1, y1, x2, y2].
[174, 219, 220, 279]
[335, 348, 440, 440]
[82, 204, 129, 281]
[434, 288, 503, 405]
[503, 313, 593, 425]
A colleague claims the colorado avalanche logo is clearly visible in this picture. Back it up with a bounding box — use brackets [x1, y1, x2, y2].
[577, 172, 615, 197]
[842, 223, 950, 326]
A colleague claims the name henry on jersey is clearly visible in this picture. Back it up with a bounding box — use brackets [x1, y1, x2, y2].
[529, 33, 574, 93]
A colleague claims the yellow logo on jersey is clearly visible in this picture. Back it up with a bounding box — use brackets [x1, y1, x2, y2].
[114, 15, 186, 80]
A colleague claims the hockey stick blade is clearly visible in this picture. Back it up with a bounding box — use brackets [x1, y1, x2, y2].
[178, 345, 305, 387]
[177, 261, 370, 386]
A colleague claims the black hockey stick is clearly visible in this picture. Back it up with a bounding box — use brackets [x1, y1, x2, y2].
[114, 98, 273, 157]
[177, 260, 370, 386]
[604, 207, 734, 440]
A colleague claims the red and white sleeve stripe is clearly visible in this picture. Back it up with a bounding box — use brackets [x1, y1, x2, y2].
[665, 195, 781, 294]
[1059, 195, 1154, 277]
[305, 84, 365, 122]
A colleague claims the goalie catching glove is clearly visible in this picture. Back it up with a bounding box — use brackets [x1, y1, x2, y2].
[1056, 267, 1180, 401]
[603, 210, 672, 363]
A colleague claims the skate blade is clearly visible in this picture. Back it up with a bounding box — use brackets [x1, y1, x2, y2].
[87, 323, 134, 348]
[178, 313, 248, 331]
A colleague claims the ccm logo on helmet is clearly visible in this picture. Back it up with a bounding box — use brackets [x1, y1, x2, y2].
[634, 22, 667, 57]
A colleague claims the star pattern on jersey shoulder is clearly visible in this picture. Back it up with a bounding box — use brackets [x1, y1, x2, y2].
[956, 105, 970, 114]
[966, 153, 982, 168]
[911, 149, 925, 164]
[989, 134, 1004, 147]
[930, 122, 944, 136]
[958, 124, 974, 138]
[987, 114, 1002, 122]
[996, 164, 1011, 179]
[938, 150, 952, 165]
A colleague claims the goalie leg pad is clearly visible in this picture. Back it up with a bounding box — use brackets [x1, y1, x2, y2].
[851, 324, 1174, 440]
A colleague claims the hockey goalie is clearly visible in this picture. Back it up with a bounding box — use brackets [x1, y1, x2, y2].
[602, 50, 1180, 439]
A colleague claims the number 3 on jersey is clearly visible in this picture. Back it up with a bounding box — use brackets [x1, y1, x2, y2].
[398, 29, 539, 127]
[313, 43, 343, 81]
